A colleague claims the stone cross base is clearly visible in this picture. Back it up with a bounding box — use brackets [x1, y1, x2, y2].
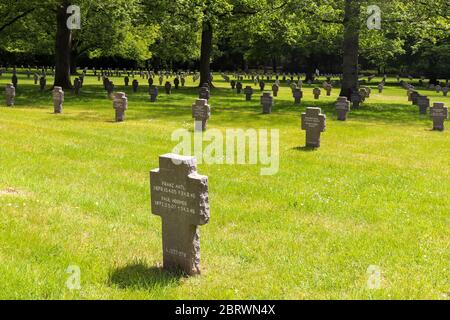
[6, 98, 14, 107]
[194, 119, 207, 132]
[54, 103, 63, 114]
[306, 131, 321, 148]
[432, 118, 445, 131]
[115, 109, 125, 122]
[337, 110, 348, 121]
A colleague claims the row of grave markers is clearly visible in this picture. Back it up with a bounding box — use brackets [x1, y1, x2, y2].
[404, 83, 448, 131]
[4, 79, 448, 132]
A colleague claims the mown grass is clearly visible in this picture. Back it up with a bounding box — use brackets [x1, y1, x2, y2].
[0, 71, 448, 300]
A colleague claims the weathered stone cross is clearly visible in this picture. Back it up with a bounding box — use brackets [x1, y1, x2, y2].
[430, 102, 448, 131]
[150, 154, 210, 276]
[301, 107, 326, 148]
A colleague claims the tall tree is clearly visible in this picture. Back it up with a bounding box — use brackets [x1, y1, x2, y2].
[54, 0, 73, 88]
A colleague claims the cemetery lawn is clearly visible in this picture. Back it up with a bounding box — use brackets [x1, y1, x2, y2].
[0, 73, 449, 300]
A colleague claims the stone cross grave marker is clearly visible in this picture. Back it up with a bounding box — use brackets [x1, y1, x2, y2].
[430, 102, 448, 131]
[293, 88, 303, 104]
[150, 153, 210, 276]
[113, 92, 128, 122]
[165, 81, 172, 95]
[272, 83, 279, 97]
[38, 76, 46, 92]
[198, 86, 210, 101]
[325, 84, 332, 96]
[301, 107, 326, 148]
[417, 96, 430, 115]
[407, 89, 413, 101]
[259, 81, 265, 91]
[313, 87, 321, 100]
[335, 96, 351, 121]
[5, 83, 15, 107]
[351, 92, 362, 109]
[359, 88, 367, 102]
[236, 82, 243, 94]
[192, 99, 211, 132]
[132, 80, 139, 93]
[244, 86, 253, 101]
[52, 87, 64, 114]
[411, 91, 420, 106]
[149, 85, 158, 102]
[261, 92, 274, 114]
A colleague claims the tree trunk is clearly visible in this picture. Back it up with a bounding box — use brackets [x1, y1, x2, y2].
[54, 0, 73, 89]
[272, 57, 277, 73]
[199, 20, 213, 87]
[340, 0, 360, 98]
[304, 56, 315, 82]
[70, 48, 78, 75]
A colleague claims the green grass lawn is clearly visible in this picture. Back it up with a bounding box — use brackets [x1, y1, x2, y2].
[0, 71, 448, 299]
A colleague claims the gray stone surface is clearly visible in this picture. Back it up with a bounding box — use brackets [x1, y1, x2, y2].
[430, 102, 448, 131]
[192, 99, 211, 131]
[199, 86, 210, 101]
[149, 85, 158, 102]
[301, 107, 326, 148]
[313, 87, 321, 99]
[351, 92, 362, 109]
[272, 84, 279, 97]
[244, 86, 253, 101]
[293, 88, 303, 104]
[335, 96, 351, 121]
[165, 82, 172, 94]
[411, 91, 420, 105]
[259, 81, 265, 91]
[325, 84, 332, 96]
[39, 76, 46, 92]
[132, 79, 139, 93]
[236, 81, 243, 94]
[52, 87, 64, 114]
[113, 92, 128, 122]
[150, 153, 210, 276]
[378, 83, 384, 93]
[260, 92, 274, 114]
[5, 83, 15, 107]
[417, 96, 430, 115]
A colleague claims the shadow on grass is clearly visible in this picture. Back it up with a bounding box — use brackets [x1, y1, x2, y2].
[108, 262, 184, 290]
[292, 146, 318, 152]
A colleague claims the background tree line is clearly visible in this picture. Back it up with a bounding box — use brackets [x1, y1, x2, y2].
[0, 0, 449, 94]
